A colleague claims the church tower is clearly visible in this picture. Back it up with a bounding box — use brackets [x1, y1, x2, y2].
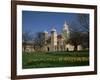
[44, 31, 48, 41]
[43, 31, 48, 51]
[50, 28, 57, 51]
[62, 21, 70, 40]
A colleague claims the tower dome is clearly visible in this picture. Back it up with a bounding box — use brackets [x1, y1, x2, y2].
[51, 27, 56, 32]
[44, 30, 48, 33]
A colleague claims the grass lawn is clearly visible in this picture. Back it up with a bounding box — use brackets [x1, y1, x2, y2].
[22, 51, 89, 69]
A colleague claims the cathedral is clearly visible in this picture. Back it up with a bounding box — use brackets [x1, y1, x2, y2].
[42, 21, 82, 52]
[23, 21, 83, 52]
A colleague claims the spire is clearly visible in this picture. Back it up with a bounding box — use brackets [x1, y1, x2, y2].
[63, 21, 70, 33]
[64, 21, 67, 28]
[62, 21, 70, 39]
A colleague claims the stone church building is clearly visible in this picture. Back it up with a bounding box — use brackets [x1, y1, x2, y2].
[42, 21, 82, 52]
[23, 21, 83, 52]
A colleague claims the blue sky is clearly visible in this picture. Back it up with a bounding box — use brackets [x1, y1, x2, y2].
[22, 11, 89, 36]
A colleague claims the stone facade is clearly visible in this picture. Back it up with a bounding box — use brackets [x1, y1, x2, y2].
[23, 21, 83, 52]
[43, 21, 83, 52]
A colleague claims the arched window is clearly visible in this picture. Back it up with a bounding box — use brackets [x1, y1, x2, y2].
[67, 48, 69, 51]
[47, 47, 49, 51]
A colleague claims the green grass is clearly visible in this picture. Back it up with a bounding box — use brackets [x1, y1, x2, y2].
[22, 51, 89, 69]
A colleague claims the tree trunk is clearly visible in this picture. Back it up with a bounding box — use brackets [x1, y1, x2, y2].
[74, 45, 78, 51]
[23, 45, 26, 52]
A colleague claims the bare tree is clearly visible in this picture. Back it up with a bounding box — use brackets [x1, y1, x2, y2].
[77, 14, 89, 32]
[66, 31, 83, 51]
[34, 32, 45, 51]
[62, 15, 89, 51]
[22, 31, 32, 51]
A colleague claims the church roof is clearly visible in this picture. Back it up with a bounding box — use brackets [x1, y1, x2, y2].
[57, 34, 62, 39]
